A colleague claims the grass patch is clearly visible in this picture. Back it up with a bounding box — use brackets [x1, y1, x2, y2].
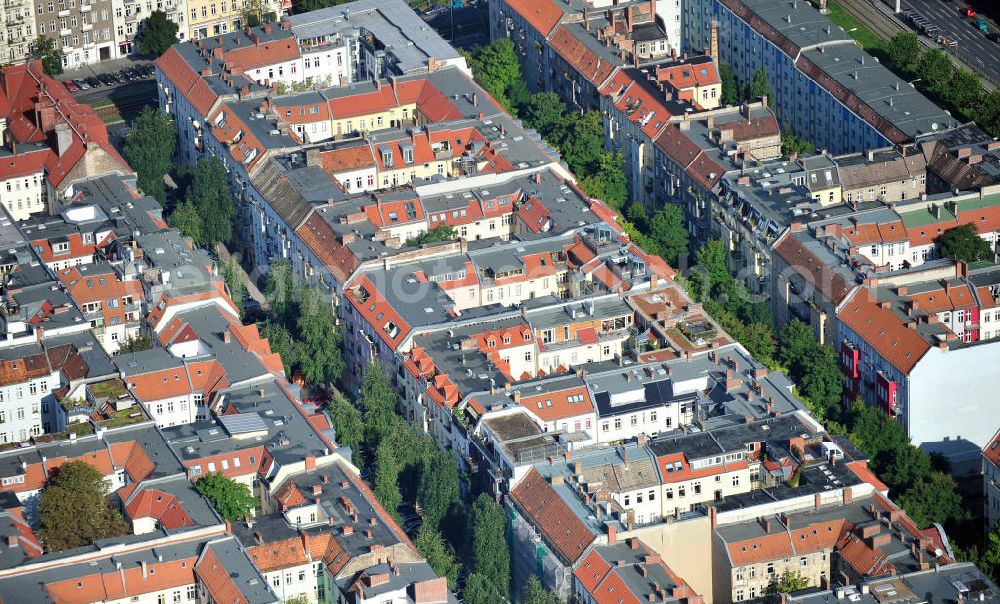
[92, 99, 114, 109]
[102, 407, 147, 428]
[101, 113, 124, 124]
[822, 1, 886, 52]
[89, 379, 127, 399]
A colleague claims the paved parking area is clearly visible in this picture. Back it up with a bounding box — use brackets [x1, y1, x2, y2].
[900, 0, 1000, 84]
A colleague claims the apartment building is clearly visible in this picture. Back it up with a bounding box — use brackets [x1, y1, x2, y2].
[56, 262, 143, 353]
[712, 494, 950, 602]
[683, 0, 952, 155]
[0, 0, 35, 65]
[838, 267, 1000, 470]
[112, 0, 188, 54]
[984, 429, 1000, 530]
[35, 0, 116, 67]
[186, 0, 281, 40]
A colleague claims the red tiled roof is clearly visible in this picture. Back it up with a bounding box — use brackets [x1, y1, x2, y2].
[520, 385, 594, 422]
[295, 210, 361, 284]
[195, 548, 247, 604]
[346, 275, 412, 351]
[774, 233, 854, 305]
[550, 27, 616, 87]
[124, 488, 193, 530]
[510, 468, 593, 564]
[247, 535, 310, 573]
[839, 293, 930, 374]
[504, 0, 564, 37]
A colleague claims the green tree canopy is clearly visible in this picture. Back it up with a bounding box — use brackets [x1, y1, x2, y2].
[469, 493, 510, 598]
[124, 107, 176, 205]
[418, 451, 461, 533]
[373, 440, 403, 516]
[917, 50, 954, 89]
[948, 69, 982, 112]
[169, 198, 202, 243]
[264, 260, 296, 328]
[258, 320, 299, 376]
[886, 31, 921, 70]
[647, 204, 689, 266]
[116, 333, 152, 355]
[520, 576, 558, 604]
[360, 359, 398, 449]
[184, 156, 235, 245]
[976, 91, 1000, 138]
[796, 345, 843, 419]
[415, 526, 461, 590]
[139, 10, 179, 56]
[767, 569, 808, 595]
[241, 0, 276, 27]
[750, 67, 773, 107]
[328, 392, 364, 467]
[562, 111, 606, 175]
[295, 287, 345, 387]
[578, 151, 628, 212]
[464, 572, 505, 604]
[409, 225, 457, 246]
[719, 62, 739, 106]
[474, 39, 522, 109]
[938, 223, 993, 263]
[38, 461, 129, 552]
[196, 473, 257, 521]
[221, 258, 245, 316]
[28, 36, 64, 76]
[897, 471, 966, 528]
[778, 320, 815, 374]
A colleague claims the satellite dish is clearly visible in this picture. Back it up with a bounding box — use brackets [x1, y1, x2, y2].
[931, 122, 939, 130]
[934, 548, 942, 557]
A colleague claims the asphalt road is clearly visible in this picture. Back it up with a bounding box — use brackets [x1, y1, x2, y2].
[900, 0, 1000, 84]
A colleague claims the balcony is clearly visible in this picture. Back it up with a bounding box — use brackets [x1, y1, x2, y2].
[59, 27, 71, 36]
[81, 23, 91, 31]
[80, 3, 90, 11]
[58, 9, 69, 16]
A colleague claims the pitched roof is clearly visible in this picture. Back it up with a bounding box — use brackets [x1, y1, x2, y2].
[773, 233, 854, 305]
[505, 0, 564, 37]
[509, 468, 593, 564]
[838, 293, 930, 374]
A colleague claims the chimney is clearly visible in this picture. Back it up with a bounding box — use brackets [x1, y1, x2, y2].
[304, 454, 316, 470]
[710, 19, 719, 62]
[606, 522, 617, 545]
[54, 122, 73, 157]
[5, 535, 16, 548]
[626, 6, 634, 32]
[141, 560, 148, 579]
[222, 330, 232, 344]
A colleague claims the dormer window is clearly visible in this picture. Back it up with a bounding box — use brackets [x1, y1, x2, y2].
[381, 149, 393, 167]
[403, 147, 413, 164]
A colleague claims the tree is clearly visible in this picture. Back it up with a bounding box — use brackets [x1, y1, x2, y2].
[124, 107, 176, 205]
[185, 156, 235, 245]
[886, 32, 920, 71]
[750, 67, 773, 107]
[521, 92, 572, 146]
[850, 401, 910, 462]
[917, 50, 954, 90]
[938, 223, 993, 263]
[876, 444, 931, 494]
[647, 204, 689, 266]
[169, 198, 202, 243]
[292, 0, 348, 13]
[418, 451, 461, 533]
[778, 320, 815, 375]
[562, 111, 606, 175]
[625, 203, 649, 232]
[360, 359, 399, 449]
[258, 320, 299, 376]
[740, 322, 777, 366]
[976, 91, 1000, 138]
[464, 572, 505, 604]
[328, 392, 365, 466]
[222, 258, 245, 316]
[196, 473, 257, 521]
[520, 576, 558, 604]
[470, 493, 510, 598]
[264, 260, 296, 328]
[415, 526, 461, 590]
[796, 345, 843, 419]
[781, 129, 815, 157]
[578, 152, 628, 211]
[116, 332, 153, 354]
[948, 69, 982, 111]
[408, 225, 457, 246]
[897, 471, 966, 528]
[138, 10, 179, 56]
[241, 0, 276, 27]
[295, 287, 345, 387]
[38, 461, 129, 552]
[27, 36, 64, 77]
[474, 39, 522, 109]
[373, 441, 402, 516]
[719, 62, 739, 106]
[767, 569, 808, 595]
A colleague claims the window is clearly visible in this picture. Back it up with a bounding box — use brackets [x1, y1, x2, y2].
[732, 475, 740, 487]
[693, 482, 701, 495]
[677, 485, 686, 497]
[665, 488, 674, 499]
[650, 411, 657, 423]
[614, 417, 622, 430]
[186, 585, 196, 600]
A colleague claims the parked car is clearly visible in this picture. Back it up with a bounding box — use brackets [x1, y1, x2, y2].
[988, 32, 1000, 43]
[961, 7, 976, 17]
[975, 18, 989, 31]
[63, 79, 78, 92]
[85, 76, 101, 88]
[74, 79, 90, 90]
[98, 73, 116, 86]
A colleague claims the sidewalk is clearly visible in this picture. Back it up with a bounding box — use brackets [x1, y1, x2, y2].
[214, 242, 270, 309]
[61, 55, 155, 81]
